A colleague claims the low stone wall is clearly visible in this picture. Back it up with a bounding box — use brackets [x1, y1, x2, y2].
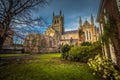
[0, 49, 23, 54]
[24, 47, 59, 53]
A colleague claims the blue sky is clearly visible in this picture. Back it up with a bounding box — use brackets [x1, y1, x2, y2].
[32, 0, 100, 34]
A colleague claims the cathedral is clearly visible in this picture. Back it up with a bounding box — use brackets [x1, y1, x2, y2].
[24, 10, 99, 53]
[45, 10, 99, 46]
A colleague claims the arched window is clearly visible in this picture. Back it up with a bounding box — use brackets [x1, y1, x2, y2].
[57, 19, 59, 23]
[86, 31, 88, 41]
[85, 31, 87, 41]
[54, 19, 57, 24]
[89, 31, 91, 40]
[40, 38, 46, 48]
[49, 40, 52, 47]
[55, 20, 56, 24]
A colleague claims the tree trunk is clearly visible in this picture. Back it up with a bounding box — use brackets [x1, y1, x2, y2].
[0, 37, 5, 49]
[0, 18, 11, 50]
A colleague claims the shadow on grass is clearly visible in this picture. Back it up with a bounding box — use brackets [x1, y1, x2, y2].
[0, 53, 103, 80]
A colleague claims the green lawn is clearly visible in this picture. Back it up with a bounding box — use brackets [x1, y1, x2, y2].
[0, 53, 29, 57]
[0, 53, 103, 80]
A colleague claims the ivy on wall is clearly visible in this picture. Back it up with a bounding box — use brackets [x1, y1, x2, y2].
[101, 16, 118, 45]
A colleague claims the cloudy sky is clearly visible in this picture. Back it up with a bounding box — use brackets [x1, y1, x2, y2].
[33, 0, 100, 33]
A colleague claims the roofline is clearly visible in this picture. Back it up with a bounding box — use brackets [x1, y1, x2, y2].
[96, 0, 105, 22]
[63, 30, 78, 34]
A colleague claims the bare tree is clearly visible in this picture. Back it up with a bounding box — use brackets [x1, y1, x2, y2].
[0, 0, 48, 49]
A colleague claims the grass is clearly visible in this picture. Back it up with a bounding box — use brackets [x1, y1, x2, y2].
[0, 53, 29, 57]
[0, 53, 103, 80]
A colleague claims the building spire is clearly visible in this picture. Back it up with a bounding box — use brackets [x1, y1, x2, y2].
[53, 11, 55, 17]
[91, 14, 94, 25]
[60, 10, 62, 16]
[79, 17, 82, 28]
[52, 11, 55, 25]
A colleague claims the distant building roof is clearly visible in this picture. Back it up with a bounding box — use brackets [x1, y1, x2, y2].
[63, 30, 78, 34]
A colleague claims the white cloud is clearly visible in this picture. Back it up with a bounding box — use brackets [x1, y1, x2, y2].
[65, 21, 79, 31]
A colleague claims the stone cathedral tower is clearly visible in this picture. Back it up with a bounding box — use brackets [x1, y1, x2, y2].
[45, 10, 64, 41]
[52, 10, 64, 35]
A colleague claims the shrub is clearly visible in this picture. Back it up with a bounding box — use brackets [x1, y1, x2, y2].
[81, 42, 92, 46]
[88, 54, 120, 80]
[61, 42, 102, 63]
[61, 44, 71, 59]
[67, 46, 98, 63]
[92, 41, 101, 46]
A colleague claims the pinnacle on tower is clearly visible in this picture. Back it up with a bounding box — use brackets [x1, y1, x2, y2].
[79, 17, 82, 28]
[91, 14, 94, 25]
[53, 11, 55, 17]
[63, 14, 64, 24]
[60, 10, 62, 16]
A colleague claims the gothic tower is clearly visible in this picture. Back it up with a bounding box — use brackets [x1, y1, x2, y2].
[52, 10, 64, 35]
[78, 17, 84, 43]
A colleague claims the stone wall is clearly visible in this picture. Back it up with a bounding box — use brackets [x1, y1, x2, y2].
[97, 0, 120, 68]
[24, 34, 58, 53]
